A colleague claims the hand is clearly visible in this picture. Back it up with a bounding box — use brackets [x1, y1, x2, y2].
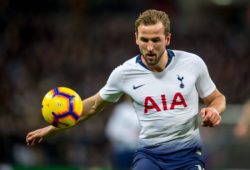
[200, 107, 221, 127]
[26, 126, 53, 146]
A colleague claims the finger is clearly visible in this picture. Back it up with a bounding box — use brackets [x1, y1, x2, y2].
[208, 113, 217, 123]
[27, 133, 39, 146]
[26, 129, 40, 141]
[214, 118, 221, 126]
[31, 138, 39, 146]
[26, 133, 34, 143]
[202, 122, 211, 127]
[202, 121, 209, 127]
[214, 115, 221, 124]
[211, 110, 221, 122]
[204, 117, 221, 127]
[27, 138, 34, 146]
[211, 114, 221, 125]
[26, 136, 29, 144]
[27, 130, 38, 137]
[38, 137, 44, 144]
[203, 111, 212, 122]
[202, 123, 208, 127]
[27, 135, 35, 143]
[209, 123, 214, 127]
[27, 137, 35, 146]
[26, 134, 33, 142]
[26, 135, 33, 145]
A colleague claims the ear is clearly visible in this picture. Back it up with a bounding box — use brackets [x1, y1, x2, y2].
[165, 33, 171, 46]
[135, 32, 139, 45]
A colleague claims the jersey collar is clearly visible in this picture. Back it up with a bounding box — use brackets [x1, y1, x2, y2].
[136, 49, 175, 70]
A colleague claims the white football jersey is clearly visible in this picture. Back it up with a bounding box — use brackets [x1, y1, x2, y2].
[100, 49, 216, 151]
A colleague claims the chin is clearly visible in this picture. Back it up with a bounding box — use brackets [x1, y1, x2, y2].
[146, 61, 157, 66]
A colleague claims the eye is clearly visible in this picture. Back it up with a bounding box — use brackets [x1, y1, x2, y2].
[140, 37, 148, 42]
[151, 38, 161, 43]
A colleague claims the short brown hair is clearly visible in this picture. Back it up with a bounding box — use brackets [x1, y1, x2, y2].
[135, 9, 170, 35]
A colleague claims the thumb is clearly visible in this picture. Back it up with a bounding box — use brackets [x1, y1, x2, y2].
[200, 108, 206, 118]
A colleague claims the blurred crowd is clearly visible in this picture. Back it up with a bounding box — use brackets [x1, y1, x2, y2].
[0, 0, 249, 169]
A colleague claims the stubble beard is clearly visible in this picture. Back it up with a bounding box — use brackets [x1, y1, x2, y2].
[141, 49, 165, 66]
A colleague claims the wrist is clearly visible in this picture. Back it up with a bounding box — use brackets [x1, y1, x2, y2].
[207, 106, 222, 116]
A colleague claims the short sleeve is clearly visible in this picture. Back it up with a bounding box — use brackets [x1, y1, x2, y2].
[195, 57, 216, 98]
[99, 66, 124, 102]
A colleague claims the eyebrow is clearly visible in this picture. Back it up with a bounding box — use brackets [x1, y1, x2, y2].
[151, 37, 161, 41]
[140, 37, 148, 41]
[140, 37, 161, 41]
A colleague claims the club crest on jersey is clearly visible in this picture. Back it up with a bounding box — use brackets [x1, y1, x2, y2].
[177, 75, 184, 88]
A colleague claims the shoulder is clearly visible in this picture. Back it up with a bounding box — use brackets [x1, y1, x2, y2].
[107, 56, 139, 81]
[121, 56, 140, 69]
[111, 55, 144, 74]
[173, 50, 203, 62]
[171, 50, 207, 68]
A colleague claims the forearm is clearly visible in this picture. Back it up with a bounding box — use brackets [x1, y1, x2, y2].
[77, 93, 111, 124]
[77, 97, 99, 124]
[46, 125, 67, 136]
[207, 94, 226, 115]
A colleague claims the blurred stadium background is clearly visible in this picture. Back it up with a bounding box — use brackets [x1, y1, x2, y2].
[0, 0, 250, 169]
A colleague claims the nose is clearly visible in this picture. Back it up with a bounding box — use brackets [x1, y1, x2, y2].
[146, 42, 154, 51]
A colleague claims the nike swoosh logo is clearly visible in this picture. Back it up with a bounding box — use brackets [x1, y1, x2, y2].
[133, 84, 145, 90]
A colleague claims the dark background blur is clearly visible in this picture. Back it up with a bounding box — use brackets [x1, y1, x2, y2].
[0, 0, 250, 169]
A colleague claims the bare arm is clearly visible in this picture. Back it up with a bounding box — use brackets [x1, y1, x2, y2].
[26, 92, 111, 146]
[77, 93, 112, 124]
[200, 89, 226, 127]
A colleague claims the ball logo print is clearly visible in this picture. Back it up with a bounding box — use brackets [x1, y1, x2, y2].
[42, 87, 83, 128]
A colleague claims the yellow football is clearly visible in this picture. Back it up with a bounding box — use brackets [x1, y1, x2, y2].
[41, 87, 83, 128]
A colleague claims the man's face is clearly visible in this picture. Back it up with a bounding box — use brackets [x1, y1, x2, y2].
[135, 22, 171, 66]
